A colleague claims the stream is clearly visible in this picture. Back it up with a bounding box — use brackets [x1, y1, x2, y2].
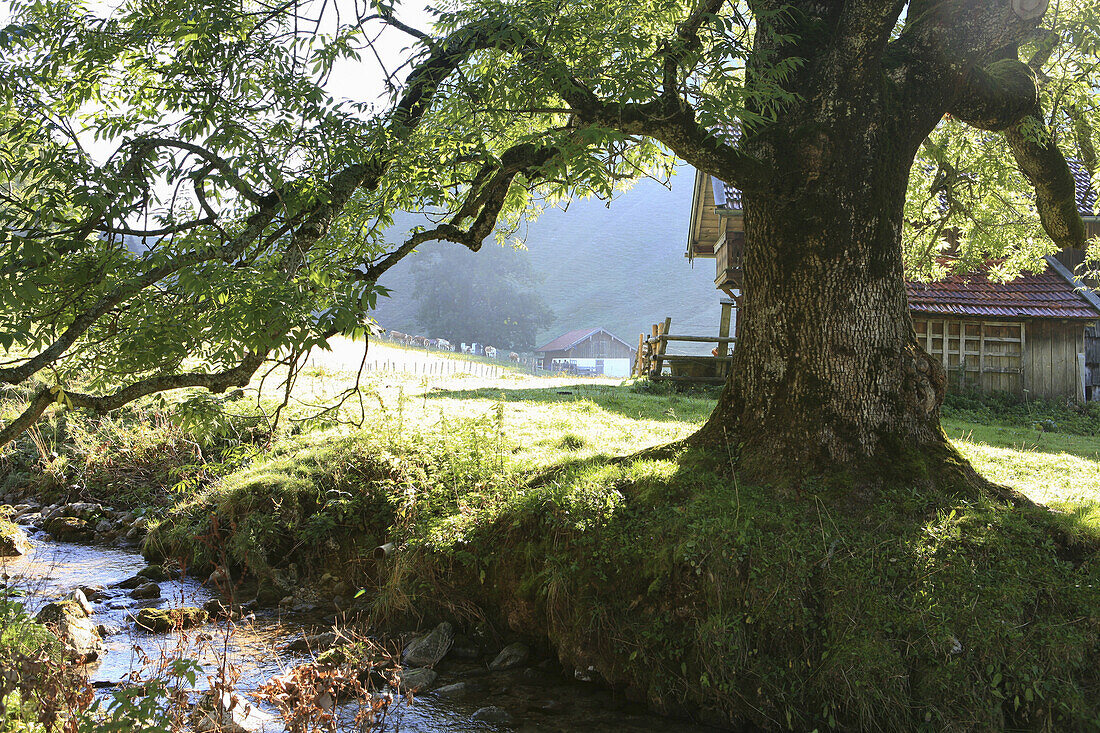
[2, 530, 714, 732]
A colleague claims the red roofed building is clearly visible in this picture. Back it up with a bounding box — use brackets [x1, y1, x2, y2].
[906, 256, 1100, 399]
[535, 328, 636, 377]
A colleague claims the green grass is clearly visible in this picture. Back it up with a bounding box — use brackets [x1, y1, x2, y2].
[10, 371, 1100, 730]
[948, 420, 1100, 505]
[943, 389, 1100, 436]
[147, 406, 1100, 730]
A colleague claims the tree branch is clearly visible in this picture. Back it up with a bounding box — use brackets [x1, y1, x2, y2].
[0, 352, 265, 448]
[0, 204, 280, 387]
[356, 142, 561, 283]
[1006, 111, 1087, 250]
[949, 58, 1038, 131]
[408, 17, 772, 190]
[661, 0, 726, 103]
[125, 138, 265, 205]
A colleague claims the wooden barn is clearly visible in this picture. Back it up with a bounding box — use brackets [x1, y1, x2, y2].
[535, 328, 636, 377]
[906, 257, 1100, 399]
[687, 167, 1100, 402]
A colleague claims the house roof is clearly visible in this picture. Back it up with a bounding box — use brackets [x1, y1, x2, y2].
[905, 256, 1100, 320]
[535, 328, 635, 353]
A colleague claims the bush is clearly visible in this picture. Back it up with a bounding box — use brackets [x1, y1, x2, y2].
[942, 390, 1100, 435]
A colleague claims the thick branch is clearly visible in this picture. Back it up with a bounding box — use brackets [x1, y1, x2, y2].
[834, 0, 906, 73]
[415, 17, 773, 190]
[1006, 112, 1087, 249]
[892, 0, 1049, 128]
[0, 390, 56, 449]
[900, 0, 1048, 65]
[949, 59, 1038, 131]
[0, 352, 265, 448]
[356, 143, 560, 283]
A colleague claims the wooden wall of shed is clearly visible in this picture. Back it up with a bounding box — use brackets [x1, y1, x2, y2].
[913, 316, 1085, 401]
[1025, 319, 1085, 401]
[1052, 223, 1100, 275]
[1087, 324, 1100, 387]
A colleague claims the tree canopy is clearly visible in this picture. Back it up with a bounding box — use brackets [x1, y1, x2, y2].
[2, 0, 1100, 444]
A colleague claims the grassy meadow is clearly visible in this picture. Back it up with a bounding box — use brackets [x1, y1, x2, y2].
[6, 348, 1100, 729]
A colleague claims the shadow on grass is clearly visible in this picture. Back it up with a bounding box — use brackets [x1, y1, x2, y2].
[423, 383, 717, 424]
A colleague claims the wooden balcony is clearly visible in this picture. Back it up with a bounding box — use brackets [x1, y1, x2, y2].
[714, 231, 744, 292]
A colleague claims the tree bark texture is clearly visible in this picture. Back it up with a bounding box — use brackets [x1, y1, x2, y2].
[688, 1, 1060, 489]
[698, 125, 952, 483]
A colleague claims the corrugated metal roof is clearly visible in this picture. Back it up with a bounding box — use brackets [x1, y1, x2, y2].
[906, 262, 1100, 320]
[536, 328, 599, 352]
[535, 328, 636, 354]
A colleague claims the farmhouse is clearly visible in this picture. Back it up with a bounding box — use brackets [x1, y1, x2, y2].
[687, 168, 1100, 402]
[535, 328, 636, 377]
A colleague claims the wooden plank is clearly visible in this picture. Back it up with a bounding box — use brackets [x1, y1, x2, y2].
[635, 333, 645, 376]
[652, 318, 672, 377]
[719, 302, 733, 340]
[1033, 320, 1051, 398]
[1079, 324, 1087, 396]
[978, 323, 985, 390]
[1079, 351, 1087, 404]
[958, 322, 967, 390]
[942, 319, 949, 370]
[1019, 321, 1027, 394]
[651, 335, 738, 343]
[648, 323, 660, 377]
[659, 355, 736, 362]
[1053, 321, 1073, 398]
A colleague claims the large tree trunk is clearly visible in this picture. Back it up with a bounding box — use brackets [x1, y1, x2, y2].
[693, 115, 965, 489]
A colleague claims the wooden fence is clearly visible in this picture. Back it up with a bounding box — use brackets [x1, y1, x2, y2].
[634, 316, 735, 384]
[363, 357, 508, 379]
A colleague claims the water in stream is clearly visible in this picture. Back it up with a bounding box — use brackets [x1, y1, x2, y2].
[3, 532, 714, 732]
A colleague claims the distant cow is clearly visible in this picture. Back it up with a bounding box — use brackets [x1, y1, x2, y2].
[411, 335, 429, 347]
[484, 346, 497, 359]
[437, 339, 452, 351]
[509, 352, 519, 362]
[390, 331, 409, 345]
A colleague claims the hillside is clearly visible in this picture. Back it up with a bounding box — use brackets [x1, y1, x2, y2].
[369, 170, 726, 351]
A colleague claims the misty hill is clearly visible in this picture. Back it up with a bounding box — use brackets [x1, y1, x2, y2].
[370, 170, 726, 351]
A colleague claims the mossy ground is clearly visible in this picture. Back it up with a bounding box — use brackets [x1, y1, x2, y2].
[148, 422, 1100, 730]
[7, 356, 1100, 730]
